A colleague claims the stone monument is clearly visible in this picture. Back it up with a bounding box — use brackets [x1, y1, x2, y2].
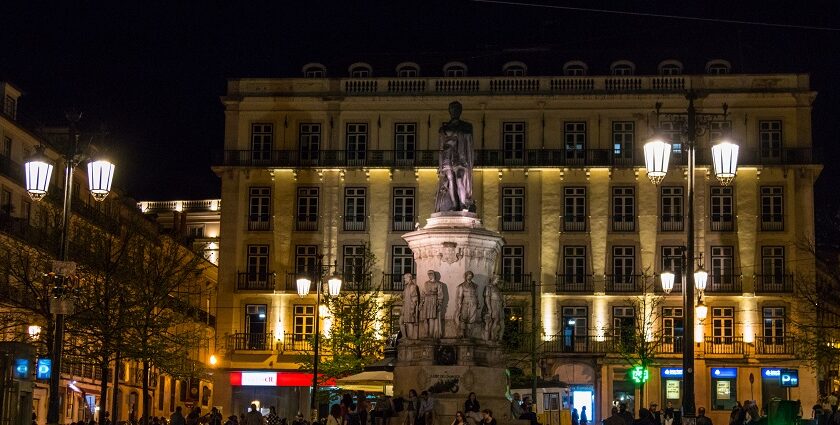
[396, 101, 510, 423]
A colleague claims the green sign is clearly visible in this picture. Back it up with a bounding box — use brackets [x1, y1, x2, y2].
[631, 366, 649, 383]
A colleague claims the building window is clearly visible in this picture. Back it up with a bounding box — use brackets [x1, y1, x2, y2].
[706, 60, 731, 75]
[244, 304, 268, 350]
[661, 246, 684, 292]
[343, 245, 367, 286]
[394, 123, 416, 164]
[658, 61, 683, 76]
[660, 121, 682, 154]
[22, 200, 31, 224]
[346, 123, 368, 165]
[502, 122, 526, 164]
[612, 121, 634, 162]
[391, 245, 415, 285]
[349, 63, 372, 78]
[248, 187, 271, 231]
[2, 136, 10, 157]
[561, 246, 588, 291]
[610, 62, 635, 76]
[759, 246, 787, 291]
[187, 225, 205, 238]
[662, 307, 684, 353]
[392, 187, 415, 231]
[396, 63, 419, 77]
[0, 189, 10, 215]
[712, 307, 734, 344]
[710, 246, 736, 292]
[563, 61, 587, 76]
[343, 188, 367, 231]
[296, 187, 319, 231]
[762, 307, 785, 345]
[611, 247, 636, 290]
[443, 62, 467, 77]
[299, 123, 321, 163]
[561, 306, 588, 349]
[501, 187, 525, 231]
[660, 186, 684, 231]
[503, 65, 526, 77]
[302, 63, 327, 78]
[709, 120, 732, 142]
[251, 123, 273, 162]
[612, 306, 635, 344]
[612, 187, 635, 232]
[563, 187, 586, 232]
[564, 122, 586, 164]
[710, 186, 734, 231]
[3, 96, 16, 119]
[295, 245, 318, 274]
[246, 245, 269, 280]
[759, 120, 782, 160]
[760, 186, 784, 231]
[501, 246, 525, 283]
[293, 305, 315, 337]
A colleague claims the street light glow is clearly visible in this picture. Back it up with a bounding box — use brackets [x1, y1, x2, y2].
[711, 141, 739, 186]
[87, 159, 116, 202]
[24, 147, 54, 201]
[660, 272, 675, 294]
[296, 276, 312, 297]
[643, 139, 671, 185]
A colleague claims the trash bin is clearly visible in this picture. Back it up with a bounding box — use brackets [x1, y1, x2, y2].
[767, 399, 801, 425]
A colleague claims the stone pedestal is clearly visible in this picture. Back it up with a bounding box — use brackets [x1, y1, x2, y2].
[396, 212, 512, 423]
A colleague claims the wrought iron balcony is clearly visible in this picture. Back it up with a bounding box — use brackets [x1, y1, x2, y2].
[755, 336, 795, 355]
[392, 215, 415, 231]
[343, 215, 366, 231]
[611, 215, 635, 232]
[296, 215, 318, 231]
[563, 216, 586, 232]
[248, 215, 271, 231]
[282, 334, 312, 352]
[236, 272, 276, 291]
[497, 273, 532, 292]
[710, 214, 734, 231]
[381, 273, 408, 292]
[555, 274, 594, 294]
[706, 274, 743, 293]
[500, 214, 525, 231]
[754, 274, 794, 293]
[657, 337, 685, 354]
[660, 215, 684, 232]
[229, 331, 274, 351]
[542, 335, 619, 354]
[605, 274, 643, 293]
[704, 336, 745, 355]
[760, 214, 784, 231]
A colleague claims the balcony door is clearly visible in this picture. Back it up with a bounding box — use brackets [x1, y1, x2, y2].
[244, 304, 268, 349]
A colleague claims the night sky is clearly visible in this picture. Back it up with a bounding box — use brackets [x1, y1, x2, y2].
[2, 1, 838, 216]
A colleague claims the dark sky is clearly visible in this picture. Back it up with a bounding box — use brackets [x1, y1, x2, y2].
[2, 1, 839, 209]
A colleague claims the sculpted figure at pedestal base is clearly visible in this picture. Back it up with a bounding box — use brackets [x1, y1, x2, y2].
[483, 276, 504, 342]
[420, 270, 445, 339]
[456, 271, 481, 338]
[401, 273, 420, 340]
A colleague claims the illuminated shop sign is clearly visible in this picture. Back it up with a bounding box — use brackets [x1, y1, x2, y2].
[661, 368, 683, 378]
[711, 368, 737, 379]
[229, 371, 334, 387]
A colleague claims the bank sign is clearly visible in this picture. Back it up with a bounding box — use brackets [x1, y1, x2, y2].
[762, 368, 799, 387]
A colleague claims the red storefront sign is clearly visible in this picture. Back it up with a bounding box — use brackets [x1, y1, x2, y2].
[229, 372, 334, 387]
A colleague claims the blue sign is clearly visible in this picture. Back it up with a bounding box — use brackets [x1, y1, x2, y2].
[711, 368, 738, 379]
[781, 370, 799, 387]
[661, 367, 684, 378]
[36, 358, 52, 380]
[762, 368, 782, 378]
[13, 358, 29, 379]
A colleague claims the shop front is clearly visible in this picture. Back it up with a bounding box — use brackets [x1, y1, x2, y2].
[229, 371, 316, 419]
[760, 368, 799, 408]
[659, 367, 683, 411]
[710, 368, 738, 412]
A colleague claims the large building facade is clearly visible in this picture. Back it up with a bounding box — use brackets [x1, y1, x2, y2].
[212, 58, 821, 424]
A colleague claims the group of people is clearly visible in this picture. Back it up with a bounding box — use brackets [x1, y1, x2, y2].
[508, 393, 540, 425]
[814, 392, 840, 424]
[218, 404, 306, 425]
[595, 401, 712, 425]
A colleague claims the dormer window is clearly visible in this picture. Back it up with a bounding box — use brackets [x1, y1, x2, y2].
[502, 61, 528, 77]
[302, 63, 327, 78]
[610, 60, 636, 76]
[443, 61, 468, 77]
[658, 60, 684, 76]
[706, 59, 732, 75]
[563, 61, 588, 76]
[348, 62, 372, 78]
[396, 62, 420, 78]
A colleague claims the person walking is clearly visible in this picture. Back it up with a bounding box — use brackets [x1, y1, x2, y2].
[696, 407, 713, 425]
[579, 406, 588, 425]
[207, 408, 223, 425]
[618, 403, 633, 425]
[571, 408, 579, 425]
[244, 404, 265, 425]
[402, 390, 418, 425]
[170, 407, 186, 425]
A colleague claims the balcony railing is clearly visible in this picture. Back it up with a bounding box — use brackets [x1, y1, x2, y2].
[660, 215, 684, 232]
[755, 336, 795, 355]
[542, 335, 619, 354]
[0, 155, 24, 185]
[657, 337, 685, 354]
[215, 147, 818, 169]
[296, 215, 318, 231]
[282, 334, 312, 352]
[555, 274, 594, 294]
[710, 214, 734, 231]
[343, 216, 366, 231]
[563, 216, 586, 232]
[392, 215, 415, 231]
[611, 215, 635, 232]
[236, 272, 276, 291]
[760, 214, 784, 231]
[381, 273, 408, 292]
[500, 215, 525, 231]
[605, 275, 642, 293]
[706, 274, 743, 293]
[498, 273, 532, 292]
[755, 274, 794, 293]
[229, 332, 274, 351]
[704, 336, 745, 355]
[248, 217, 271, 231]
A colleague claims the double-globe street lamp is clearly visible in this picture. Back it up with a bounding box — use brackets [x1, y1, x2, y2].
[24, 112, 115, 425]
[296, 257, 343, 418]
[643, 91, 739, 423]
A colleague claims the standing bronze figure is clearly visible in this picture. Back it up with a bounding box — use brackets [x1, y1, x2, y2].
[435, 101, 475, 212]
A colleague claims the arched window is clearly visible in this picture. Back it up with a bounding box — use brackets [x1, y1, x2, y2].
[658, 60, 684, 76]
[443, 61, 468, 77]
[610, 60, 636, 76]
[563, 61, 588, 76]
[396, 62, 420, 78]
[348, 62, 372, 78]
[502, 61, 528, 77]
[705, 59, 732, 75]
[302, 63, 327, 78]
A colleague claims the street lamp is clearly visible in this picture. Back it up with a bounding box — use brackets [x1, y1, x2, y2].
[296, 258, 342, 419]
[643, 91, 737, 421]
[25, 112, 116, 425]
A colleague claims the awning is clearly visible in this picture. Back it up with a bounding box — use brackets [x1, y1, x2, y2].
[336, 371, 393, 395]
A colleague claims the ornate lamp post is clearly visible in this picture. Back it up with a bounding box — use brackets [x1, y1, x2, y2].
[643, 91, 738, 422]
[296, 257, 342, 419]
[25, 112, 115, 425]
